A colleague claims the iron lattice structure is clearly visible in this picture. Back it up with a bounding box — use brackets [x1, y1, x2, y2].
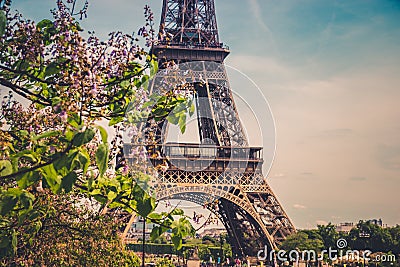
[158, 0, 220, 47]
[127, 0, 295, 257]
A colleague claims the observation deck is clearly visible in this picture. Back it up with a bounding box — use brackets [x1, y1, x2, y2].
[124, 142, 264, 174]
[151, 41, 230, 63]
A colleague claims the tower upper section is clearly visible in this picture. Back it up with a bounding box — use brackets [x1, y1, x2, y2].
[152, 0, 229, 64]
[159, 0, 220, 47]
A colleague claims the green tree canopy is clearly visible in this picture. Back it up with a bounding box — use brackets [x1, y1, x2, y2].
[0, 0, 194, 264]
[348, 221, 394, 253]
[281, 231, 324, 252]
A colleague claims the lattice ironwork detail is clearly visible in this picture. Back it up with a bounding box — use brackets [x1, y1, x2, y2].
[145, 61, 248, 148]
[154, 183, 290, 253]
[158, 0, 220, 47]
[124, 0, 296, 257]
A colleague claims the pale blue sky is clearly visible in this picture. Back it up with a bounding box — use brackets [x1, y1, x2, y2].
[10, 0, 400, 229]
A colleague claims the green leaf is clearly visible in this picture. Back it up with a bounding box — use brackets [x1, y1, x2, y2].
[19, 191, 34, 210]
[178, 113, 187, 133]
[0, 10, 6, 36]
[136, 195, 156, 218]
[172, 102, 187, 113]
[28, 210, 41, 221]
[69, 148, 89, 172]
[95, 125, 108, 144]
[11, 230, 17, 253]
[89, 188, 101, 196]
[171, 217, 195, 242]
[189, 101, 195, 117]
[19, 130, 29, 137]
[41, 164, 61, 193]
[51, 97, 62, 106]
[153, 107, 170, 120]
[142, 99, 155, 109]
[141, 75, 149, 88]
[34, 221, 42, 233]
[60, 172, 77, 193]
[13, 150, 38, 163]
[44, 62, 60, 77]
[67, 112, 83, 129]
[150, 224, 170, 242]
[149, 58, 158, 77]
[120, 80, 130, 89]
[32, 130, 60, 141]
[64, 128, 75, 142]
[150, 226, 161, 241]
[36, 19, 53, 31]
[166, 113, 179, 125]
[107, 191, 117, 201]
[148, 213, 163, 220]
[16, 171, 40, 189]
[4, 188, 23, 197]
[93, 194, 107, 204]
[53, 153, 69, 171]
[0, 160, 12, 176]
[95, 144, 109, 177]
[171, 234, 183, 250]
[170, 208, 185, 216]
[109, 117, 123, 126]
[74, 21, 83, 31]
[37, 19, 56, 46]
[0, 236, 10, 249]
[77, 149, 90, 174]
[72, 128, 95, 147]
[0, 196, 17, 216]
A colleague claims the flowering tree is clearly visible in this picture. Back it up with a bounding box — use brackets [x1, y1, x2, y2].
[0, 0, 194, 263]
[0, 191, 142, 266]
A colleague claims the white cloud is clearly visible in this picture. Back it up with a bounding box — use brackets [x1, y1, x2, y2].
[269, 173, 286, 179]
[247, 0, 270, 32]
[293, 204, 307, 209]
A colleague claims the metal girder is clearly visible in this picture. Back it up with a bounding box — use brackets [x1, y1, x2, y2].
[126, 0, 296, 257]
[159, 0, 220, 47]
[144, 61, 248, 148]
[154, 181, 294, 256]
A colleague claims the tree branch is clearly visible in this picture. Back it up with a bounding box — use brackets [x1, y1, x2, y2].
[0, 77, 51, 106]
[0, 143, 72, 180]
[0, 64, 71, 87]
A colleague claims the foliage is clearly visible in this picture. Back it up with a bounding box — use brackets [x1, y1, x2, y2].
[155, 258, 174, 267]
[127, 243, 175, 255]
[387, 225, 400, 254]
[195, 234, 232, 262]
[317, 223, 339, 248]
[197, 245, 211, 261]
[281, 221, 400, 264]
[0, 0, 194, 264]
[348, 220, 395, 253]
[222, 242, 233, 259]
[185, 237, 202, 246]
[153, 234, 168, 244]
[127, 238, 233, 264]
[202, 235, 216, 245]
[280, 231, 324, 252]
[0, 191, 140, 266]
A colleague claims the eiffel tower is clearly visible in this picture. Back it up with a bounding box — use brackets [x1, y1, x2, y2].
[127, 0, 295, 257]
